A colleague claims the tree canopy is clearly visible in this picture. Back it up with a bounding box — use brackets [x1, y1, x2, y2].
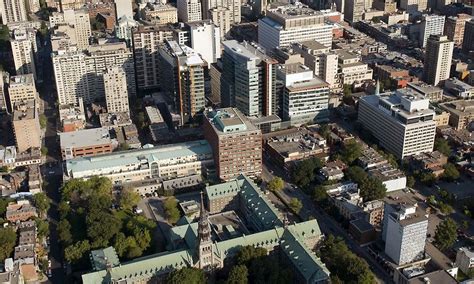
[33, 192, 50, 217]
[434, 138, 451, 157]
[289, 198, 303, 214]
[164, 197, 180, 224]
[442, 163, 460, 181]
[267, 177, 284, 192]
[119, 186, 140, 210]
[434, 217, 457, 251]
[0, 227, 16, 261]
[291, 157, 323, 188]
[166, 267, 206, 284]
[345, 166, 386, 201]
[226, 265, 248, 284]
[340, 140, 362, 165]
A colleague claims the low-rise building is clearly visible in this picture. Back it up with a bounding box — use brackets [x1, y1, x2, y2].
[407, 82, 443, 102]
[444, 78, 474, 99]
[59, 128, 116, 160]
[455, 247, 474, 275]
[6, 200, 37, 223]
[439, 100, 474, 130]
[58, 101, 86, 132]
[409, 151, 448, 177]
[433, 109, 450, 127]
[318, 160, 347, 181]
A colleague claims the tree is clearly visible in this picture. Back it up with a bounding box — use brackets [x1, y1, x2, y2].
[0, 228, 16, 261]
[420, 172, 436, 186]
[340, 140, 362, 165]
[345, 166, 368, 184]
[442, 163, 460, 181]
[39, 114, 47, 129]
[33, 192, 50, 217]
[163, 197, 180, 224]
[0, 197, 12, 216]
[434, 217, 457, 251]
[41, 146, 48, 156]
[36, 219, 49, 238]
[319, 124, 331, 139]
[267, 177, 284, 192]
[407, 176, 415, 188]
[58, 219, 73, 245]
[289, 198, 303, 214]
[64, 240, 91, 263]
[359, 176, 386, 201]
[434, 138, 451, 157]
[226, 265, 248, 284]
[343, 84, 352, 96]
[291, 157, 323, 188]
[119, 187, 140, 210]
[236, 246, 267, 265]
[86, 210, 122, 248]
[167, 267, 206, 284]
[0, 166, 8, 172]
[118, 143, 130, 151]
[313, 185, 328, 202]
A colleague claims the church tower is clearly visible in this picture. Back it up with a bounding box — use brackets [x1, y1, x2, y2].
[196, 192, 220, 270]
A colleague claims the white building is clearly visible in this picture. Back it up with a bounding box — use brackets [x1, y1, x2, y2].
[384, 203, 428, 265]
[104, 66, 130, 114]
[0, 0, 27, 24]
[187, 20, 221, 66]
[258, 2, 333, 50]
[423, 35, 453, 86]
[114, 0, 134, 20]
[358, 89, 436, 159]
[177, 0, 202, 22]
[420, 15, 445, 48]
[10, 28, 37, 80]
[278, 63, 330, 126]
[49, 10, 91, 50]
[115, 16, 138, 46]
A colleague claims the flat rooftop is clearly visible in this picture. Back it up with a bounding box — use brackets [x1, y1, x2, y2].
[9, 74, 34, 86]
[223, 40, 273, 62]
[205, 108, 258, 134]
[13, 101, 36, 120]
[299, 40, 328, 51]
[60, 127, 112, 149]
[439, 100, 474, 116]
[145, 106, 165, 124]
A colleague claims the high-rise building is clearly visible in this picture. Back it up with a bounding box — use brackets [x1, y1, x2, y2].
[292, 41, 339, 89]
[383, 202, 428, 265]
[221, 40, 278, 117]
[12, 100, 41, 153]
[177, 0, 202, 22]
[114, 0, 133, 20]
[0, 0, 27, 24]
[258, 2, 332, 50]
[104, 66, 129, 114]
[462, 19, 474, 55]
[202, 0, 240, 25]
[358, 90, 436, 159]
[115, 16, 138, 46]
[49, 10, 91, 50]
[208, 7, 232, 38]
[10, 28, 37, 79]
[399, 0, 427, 13]
[278, 63, 330, 126]
[423, 35, 453, 86]
[203, 108, 262, 181]
[7, 74, 37, 111]
[132, 25, 175, 90]
[444, 14, 471, 46]
[53, 42, 135, 106]
[419, 14, 445, 48]
[159, 40, 205, 125]
[187, 20, 221, 66]
[344, 0, 365, 23]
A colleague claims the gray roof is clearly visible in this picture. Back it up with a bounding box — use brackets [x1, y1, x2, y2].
[59, 127, 112, 149]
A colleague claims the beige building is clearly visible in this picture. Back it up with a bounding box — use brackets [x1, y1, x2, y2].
[444, 14, 471, 46]
[49, 9, 91, 50]
[433, 110, 450, 127]
[10, 28, 37, 80]
[208, 7, 232, 38]
[12, 100, 41, 153]
[336, 50, 373, 87]
[104, 66, 129, 114]
[202, 0, 240, 25]
[0, 0, 27, 24]
[177, 0, 201, 22]
[439, 100, 474, 130]
[203, 108, 262, 181]
[7, 74, 37, 111]
[423, 35, 453, 86]
[142, 4, 178, 24]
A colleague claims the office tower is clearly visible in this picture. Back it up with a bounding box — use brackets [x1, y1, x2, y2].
[177, 0, 202, 22]
[358, 90, 436, 159]
[202, 0, 240, 24]
[221, 40, 278, 117]
[159, 40, 205, 124]
[53, 42, 135, 106]
[462, 19, 474, 54]
[444, 14, 471, 46]
[114, 0, 133, 20]
[399, 0, 427, 13]
[383, 202, 428, 265]
[132, 25, 174, 90]
[277, 63, 329, 126]
[0, 71, 8, 112]
[423, 35, 453, 86]
[203, 108, 262, 181]
[7, 74, 37, 111]
[0, 0, 27, 24]
[344, 0, 364, 23]
[142, 4, 178, 24]
[12, 100, 41, 153]
[115, 16, 138, 46]
[10, 28, 37, 79]
[104, 67, 129, 114]
[258, 2, 332, 50]
[208, 7, 231, 38]
[419, 15, 445, 48]
[49, 10, 91, 50]
[292, 41, 339, 89]
[187, 20, 221, 66]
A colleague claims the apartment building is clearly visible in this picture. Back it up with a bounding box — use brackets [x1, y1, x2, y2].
[406, 82, 443, 102]
[187, 20, 221, 66]
[65, 140, 214, 184]
[336, 50, 373, 87]
[10, 28, 37, 79]
[0, 0, 27, 24]
[177, 0, 201, 22]
[104, 66, 130, 114]
[115, 16, 138, 45]
[444, 14, 471, 46]
[6, 200, 37, 222]
[420, 15, 445, 48]
[208, 7, 232, 38]
[258, 2, 332, 50]
[278, 63, 330, 126]
[462, 19, 474, 55]
[159, 40, 205, 125]
[399, 0, 427, 13]
[202, 0, 240, 25]
[59, 128, 115, 160]
[344, 0, 365, 23]
[142, 4, 178, 24]
[49, 9, 91, 50]
[7, 74, 37, 111]
[12, 100, 41, 153]
[203, 108, 262, 181]
[132, 25, 175, 90]
[439, 100, 474, 130]
[221, 40, 278, 116]
[423, 35, 453, 86]
[358, 90, 436, 159]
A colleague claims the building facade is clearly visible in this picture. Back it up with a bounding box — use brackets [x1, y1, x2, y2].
[420, 15, 445, 48]
[444, 14, 471, 46]
[187, 20, 221, 66]
[177, 0, 202, 22]
[10, 28, 37, 80]
[12, 100, 41, 153]
[104, 66, 130, 114]
[423, 35, 453, 86]
[0, 0, 27, 24]
[7, 74, 37, 111]
[59, 127, 115, 160]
